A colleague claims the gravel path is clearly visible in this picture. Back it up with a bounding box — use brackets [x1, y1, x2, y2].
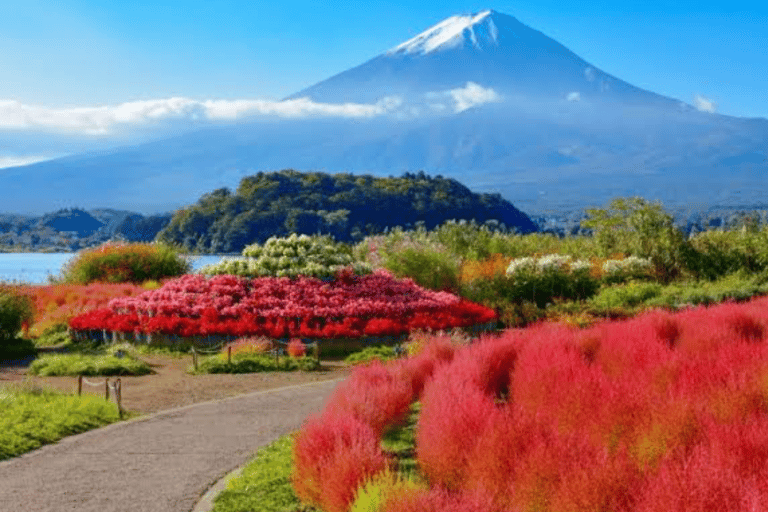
[0, 378, 342, 512]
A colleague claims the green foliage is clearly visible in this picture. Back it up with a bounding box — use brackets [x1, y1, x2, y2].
[344, 345, 398, 365]
[582, 197, 690, 282]
[0, 383, 121, 461]
[27, 353, 153, 376]
[0, 286, 33, 341]
[157, 170, 536, 253]
[58, 242, 190, 284]
[381, 245, 461, 292]
[210, 434, 318, 512]
[504, 254, 600, 308]
[350, 470, 425, 512]
[589, 282, 664, 310]
[191, 353, 320, 374]
[200, 233, 372, 279]
[34, 324, 71, 347]
[687, 228, 768, 280]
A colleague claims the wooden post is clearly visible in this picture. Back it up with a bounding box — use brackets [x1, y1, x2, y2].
[77, 375, 82, 396]
[116, 378, 123, 420]
[192, 347, 198, 371]
[315, 342, 320, 364]
[274, 345, 279, 367]
[105, 378, 110, 401]
[227, 346, 232, 364]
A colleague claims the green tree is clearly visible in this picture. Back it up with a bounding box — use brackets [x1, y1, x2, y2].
[581, 197, 690, 282]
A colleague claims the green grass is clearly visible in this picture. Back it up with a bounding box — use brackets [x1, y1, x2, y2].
[190, 353, 320, 374]
[344, 345, 398, 365]
[210, 434, 319, 512]
[27, 353, 153, 376]
[0, 383, 122, 460]
[209, 403, 422, 512]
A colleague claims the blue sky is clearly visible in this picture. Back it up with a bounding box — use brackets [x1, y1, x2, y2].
[0, 0, 765, 168]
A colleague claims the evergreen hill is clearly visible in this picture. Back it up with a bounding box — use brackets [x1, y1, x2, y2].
[156, 170, 539, 253]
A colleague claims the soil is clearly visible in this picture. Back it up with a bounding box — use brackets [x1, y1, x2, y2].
[0, 352, 351, 414]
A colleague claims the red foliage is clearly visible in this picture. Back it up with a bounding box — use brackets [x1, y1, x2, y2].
[325, 360, 414, 436]
[286, 338, 306, 358]
[292, 412, 388, 512]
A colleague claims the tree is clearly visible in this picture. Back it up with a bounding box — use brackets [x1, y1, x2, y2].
[582, 197, 690, 282]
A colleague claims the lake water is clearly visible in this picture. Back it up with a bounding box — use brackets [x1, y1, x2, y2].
[0, 253, 226, 284]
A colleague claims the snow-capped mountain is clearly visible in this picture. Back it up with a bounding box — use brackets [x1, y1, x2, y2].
[1, 10, 766, 219]
[288, 10, 680, 109]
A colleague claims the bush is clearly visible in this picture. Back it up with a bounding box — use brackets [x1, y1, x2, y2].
[0, 287, 33, 341]
[27, 353, 153, 376]
[350, 469, 426, 512]
[192, 353, 319, 374]
[381, 246, 461, 292]
[345, 345, 398, 365]
[200, 233, 372, 279]
[58, 242, 190, 284]
[505, 254, 600, 307]
[589, 282, 663, 309]
[286, 339, 307, 358]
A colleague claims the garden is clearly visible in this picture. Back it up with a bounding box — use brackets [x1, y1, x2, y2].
[4, 196, 768, 509]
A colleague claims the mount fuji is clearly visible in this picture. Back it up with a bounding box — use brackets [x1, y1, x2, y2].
[2, 9, 767, 219]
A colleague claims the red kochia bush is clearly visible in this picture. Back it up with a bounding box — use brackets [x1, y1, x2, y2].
[292, 412, 388, 512]
[416, 338, 519, 489]
[324, 360, 414, 436]
[286, 338, 306, 357]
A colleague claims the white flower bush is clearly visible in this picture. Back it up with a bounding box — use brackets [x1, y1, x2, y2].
[602, 256, 653, 283]
[199, 233, 373, 279]
[506, 254, 592, 277]
[505, 254, 599, 307]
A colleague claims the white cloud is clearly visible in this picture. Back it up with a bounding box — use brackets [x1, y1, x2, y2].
[0, 84, 503, 137]
[693, 94, 717, 113]
[0, 96, 404, 135]
[447, 82, 501, 113]
[0, 155, 52, 169]
[566, 92, 581, 102]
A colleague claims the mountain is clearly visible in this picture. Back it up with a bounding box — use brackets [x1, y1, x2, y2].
[1, 9, 766, 221]
[289, 10, 679, 109]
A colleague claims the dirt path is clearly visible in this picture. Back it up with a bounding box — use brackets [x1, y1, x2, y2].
[0, 378, 342, 512]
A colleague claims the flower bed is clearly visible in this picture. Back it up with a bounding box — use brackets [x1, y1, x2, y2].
[291, 297, 768, 512]
[68, 270, 496, 344]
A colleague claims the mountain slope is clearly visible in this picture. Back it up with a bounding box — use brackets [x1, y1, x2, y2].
[288, 10, 680, 109]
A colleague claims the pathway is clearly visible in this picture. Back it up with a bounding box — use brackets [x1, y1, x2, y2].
[0, 378, 342, 512]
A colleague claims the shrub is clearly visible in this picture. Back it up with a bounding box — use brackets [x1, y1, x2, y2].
[589, 281, 663, 309]
[505, 254, 600, 307]
[286, 339, 306, 358]
[58, 242, 190, 284]
[27, 353, 153, 376]
[200, 233, 372, 279]
[602, 255, 654, 284]
[345, 345, 398, 365]
[0, 286, 33, 341]
[292, 412, 388, 512]
[381, 246, 461, 293]
[223, 336, 274, 357]
[192, 353, 319, 374]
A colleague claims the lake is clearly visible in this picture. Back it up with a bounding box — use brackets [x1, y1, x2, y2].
[0, 253, 226, 284]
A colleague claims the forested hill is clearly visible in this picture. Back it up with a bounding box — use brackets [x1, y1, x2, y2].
[156, 170, 539, 253]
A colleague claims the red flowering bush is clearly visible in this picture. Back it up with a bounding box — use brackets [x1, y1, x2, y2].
[287, 339, 306, 357]
[68, 270, 496, 340]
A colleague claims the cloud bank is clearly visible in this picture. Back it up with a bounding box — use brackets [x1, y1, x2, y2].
[0, 83, 501, 135]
